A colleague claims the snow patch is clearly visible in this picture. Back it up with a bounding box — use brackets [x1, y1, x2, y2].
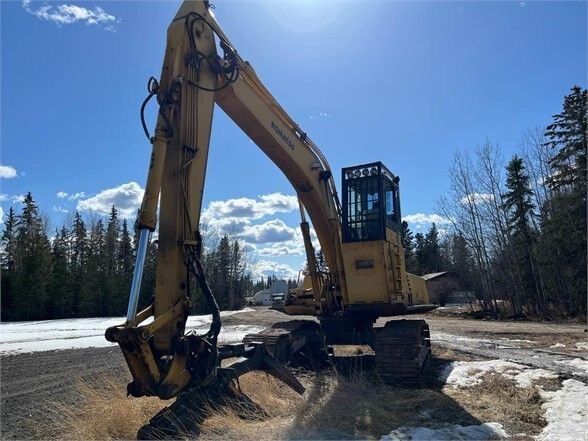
[0, 308, 256, 355]
[554, 358, 588, 376]
[432, 332, 495, 345]
[536, 379, 588, 441]
[514, 369, 558, 388]
[575, 342, 588, 351]
[500, 338, 537, 344]
[550, 343, 566, 349]
[441, 360, 557, 388]
[381, 422, 509, 440]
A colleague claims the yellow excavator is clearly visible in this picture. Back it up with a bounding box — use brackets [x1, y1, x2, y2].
[105, 1, 436, 437]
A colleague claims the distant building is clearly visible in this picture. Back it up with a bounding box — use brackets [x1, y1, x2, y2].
[422, 272, 473, 306]
[245, 279, 288, 306]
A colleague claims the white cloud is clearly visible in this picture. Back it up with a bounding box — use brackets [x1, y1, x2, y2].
[56, 191, 86, 201]
[257, 244, 303, 256]
[205, 193, 298, 220]
[460, 193, 495, 205]
[53, 206, 69, 214]
[309, 111, 332, 120]
[0, 165, 17, 179]
[77, 182, 143, 218]
[22, 0, 118, 31]
[1, 194, 26, 205]
[200, 193, 324, 260]
[201, 193, 301, 246]
[251, 260, 300, 281]
[240, 219, 297, 244]
[403, 213, 453, 227]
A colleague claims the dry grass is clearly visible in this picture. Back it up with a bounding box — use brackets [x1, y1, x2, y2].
[45, 369, 479, 441]
[39, 377, 171, 440]
[42, 353, 553, 440]
[444, 373, 552, 438]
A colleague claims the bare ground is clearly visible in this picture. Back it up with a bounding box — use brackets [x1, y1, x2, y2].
[1, 308, 583, 440]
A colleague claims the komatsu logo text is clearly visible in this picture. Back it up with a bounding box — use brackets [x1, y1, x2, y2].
[271, 121, 295, 150]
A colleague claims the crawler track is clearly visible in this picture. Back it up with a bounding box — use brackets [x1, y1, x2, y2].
[374, 320, 431, 385]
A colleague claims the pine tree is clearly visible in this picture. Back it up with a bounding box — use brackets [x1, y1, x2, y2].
[424, 223, 442, 273]
[115, 219, 133, 315]
[503, 156, 544, 315]
[1, 207, 18, 319]
[13, 193, 52, 320]
[70, 211, 88, 316]
[228, 240, 243, 309]
[82, 219, 106, 316]
[415, 224, 443, 274]
[103, 206, 120, 315]
[48, 227, 71, 318]
[541, 86, 587, 314]
[214, 235, 232, 310]
[400, 221, 417, 273]
[414, 233, 425, 275]
[545, 85, 587, 192]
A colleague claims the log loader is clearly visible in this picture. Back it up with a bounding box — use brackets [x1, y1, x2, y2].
[105, 1, 436, 437]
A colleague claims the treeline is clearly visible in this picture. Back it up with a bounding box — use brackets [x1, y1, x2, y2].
[0, 198, 268, 321]
[434, 85, 587, 318]
[401, 222, 449, 276]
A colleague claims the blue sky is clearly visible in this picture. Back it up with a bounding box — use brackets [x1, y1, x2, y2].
[1, 0, 586, 279]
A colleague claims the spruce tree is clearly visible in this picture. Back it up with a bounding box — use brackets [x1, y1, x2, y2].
[115, 219, 133, 314]
[70, 211, 88, 316]
[424, 223, 442, 273]
[13, 193, 52, 320]
[400, 221, 417, 273]
[542, 86, 587, 314]
[82, 219, 106, 316]
[104, 206, 120, 315]
[1, 207, 18, 319]
[48, 227, 71, 318]
[503, 156, 544, 315]
[545, 85, 587, 192]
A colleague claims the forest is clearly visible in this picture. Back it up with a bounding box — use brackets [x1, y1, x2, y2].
[0, 202, 279, 321]
[1, 86, 585, 321]
[403, 86, 586, 318]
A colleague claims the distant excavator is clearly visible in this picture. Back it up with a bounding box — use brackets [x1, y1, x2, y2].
[105, 1, 436, 437]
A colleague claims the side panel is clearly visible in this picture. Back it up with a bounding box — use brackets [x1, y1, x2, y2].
[341, 241, 389, 304]
[406, 273, 430, 305]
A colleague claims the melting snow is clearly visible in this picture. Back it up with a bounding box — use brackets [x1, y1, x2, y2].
[554, 357, 588, 376]
[500, 338, 537, 344]
[536, 379, 588, 441]
[433, 332, 537, 348]
[550, 343, 566, 349]
[575, 342, 588, 351]
[381, 422, 509, 440]
[440, 359, 557, 388]
[0, 308, 258, 355]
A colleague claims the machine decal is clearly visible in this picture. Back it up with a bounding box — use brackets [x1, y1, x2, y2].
[355, 259, 375, 269]
[271, 121, 295, 150]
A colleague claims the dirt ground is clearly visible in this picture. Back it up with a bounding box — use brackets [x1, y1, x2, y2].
[1, 308, 585, 440]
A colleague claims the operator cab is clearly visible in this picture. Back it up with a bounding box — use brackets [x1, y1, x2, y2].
[342, 162, 401, 242]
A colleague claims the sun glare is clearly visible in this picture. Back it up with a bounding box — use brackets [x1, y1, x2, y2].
[263, 0, 344, 33]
